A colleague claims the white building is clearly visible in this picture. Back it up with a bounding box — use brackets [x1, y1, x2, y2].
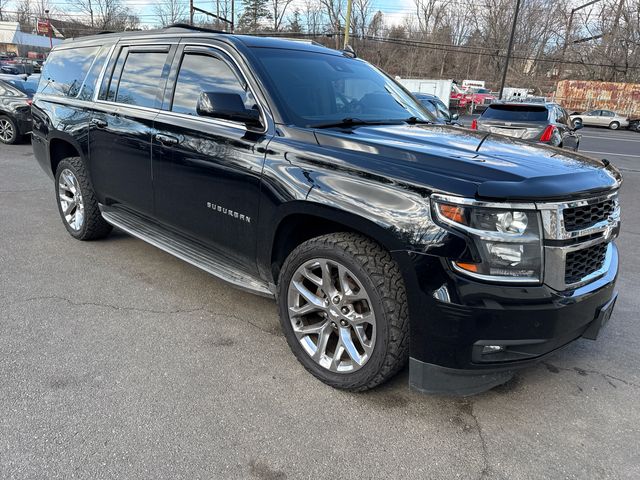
[0, 21, 63, 56]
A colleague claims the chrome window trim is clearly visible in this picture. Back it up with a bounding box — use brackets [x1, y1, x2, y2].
[93, 44, 117, 102]
[167, 41, 271, 135]
[155, 109, 248, 132]
[93, 99, 160, 115]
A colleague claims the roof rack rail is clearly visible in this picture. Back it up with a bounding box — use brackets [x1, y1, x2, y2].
[166, 23, 229, 34]
[96, 30, 116, 35]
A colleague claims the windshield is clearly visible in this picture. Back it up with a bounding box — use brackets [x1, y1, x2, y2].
[252, 48, 431, 127]
[481, 105, 549, 122]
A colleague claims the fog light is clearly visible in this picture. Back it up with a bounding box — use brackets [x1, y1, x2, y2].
[482, 345, 505, 354]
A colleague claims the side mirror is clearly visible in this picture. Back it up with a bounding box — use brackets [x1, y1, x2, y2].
[572, 120, 583, 131]
[450, 112, 459, 121]
[196, 91, 261, 126]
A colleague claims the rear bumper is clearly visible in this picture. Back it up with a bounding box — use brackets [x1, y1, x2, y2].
[404, 243, 619, 395]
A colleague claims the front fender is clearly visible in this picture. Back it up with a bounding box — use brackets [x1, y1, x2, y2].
[257, 128, 468, 276]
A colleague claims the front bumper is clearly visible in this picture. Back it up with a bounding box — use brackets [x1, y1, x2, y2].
[404, 243, 619, 396]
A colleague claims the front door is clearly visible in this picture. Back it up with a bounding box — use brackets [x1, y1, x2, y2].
[89, 45, 172, 216]
[152, 44, 272, 270]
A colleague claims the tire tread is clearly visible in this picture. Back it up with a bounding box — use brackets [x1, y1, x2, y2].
[55, 157, 112, 240]
[277, 232, 409, 392]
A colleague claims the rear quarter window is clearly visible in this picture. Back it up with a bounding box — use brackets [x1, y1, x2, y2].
[38, 46, 101, 98]
[481, 105, 549, 122]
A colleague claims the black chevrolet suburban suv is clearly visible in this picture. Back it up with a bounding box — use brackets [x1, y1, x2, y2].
[31, 26, 622, 395]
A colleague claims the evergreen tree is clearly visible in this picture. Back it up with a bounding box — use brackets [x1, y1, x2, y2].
[287, 8, 303, 34]
[237, 0, 271, 33]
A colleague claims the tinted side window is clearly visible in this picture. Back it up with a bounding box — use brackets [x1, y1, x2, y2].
[115, 51, 168, 108]
[78, 45, 111, 101]
[38, 46, 100, 98]
[171, 52, 252, 116]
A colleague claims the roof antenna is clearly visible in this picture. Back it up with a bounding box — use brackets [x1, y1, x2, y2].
[342, 44, 356, 58]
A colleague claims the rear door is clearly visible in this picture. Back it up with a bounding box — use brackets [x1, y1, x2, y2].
[600, 110, 616, 126]
[89, 44, 175, 216]
[152, 42, 272, 269]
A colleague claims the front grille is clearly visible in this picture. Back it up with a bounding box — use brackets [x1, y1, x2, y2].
[565, 243, 608, 285]
[483, 98, 493, 105]
[563, 199, 615, 231]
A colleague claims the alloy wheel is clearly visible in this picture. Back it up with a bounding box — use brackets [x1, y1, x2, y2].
[0, 118, 14, 143]
[58, 169, 85, 231]
[287, 258, 377, 373]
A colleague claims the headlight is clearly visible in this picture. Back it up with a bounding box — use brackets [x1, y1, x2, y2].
[432, 197, 543, 283]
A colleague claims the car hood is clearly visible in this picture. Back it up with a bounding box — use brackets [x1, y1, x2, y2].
[313, 124, 621, 201]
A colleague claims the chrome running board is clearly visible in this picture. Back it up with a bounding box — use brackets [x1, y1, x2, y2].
[100, 204, 274, 298]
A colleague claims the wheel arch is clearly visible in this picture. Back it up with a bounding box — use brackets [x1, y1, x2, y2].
[49, 136, 84, 176]
[266, 202, 409, 284]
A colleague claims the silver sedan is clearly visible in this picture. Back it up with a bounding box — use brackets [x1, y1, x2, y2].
[570, 109, 630, 129]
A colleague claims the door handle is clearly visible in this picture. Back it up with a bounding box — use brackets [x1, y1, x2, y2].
[154, 133, 180, 146]
[91, 118, 108, 128]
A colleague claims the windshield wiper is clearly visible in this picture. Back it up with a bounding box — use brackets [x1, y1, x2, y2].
[309, 118, 403, 129]
[404, 116, 432, 125]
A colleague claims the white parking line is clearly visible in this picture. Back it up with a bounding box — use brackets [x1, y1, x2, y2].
[581, 135, 640, 143]
[581, 150, 639, 158]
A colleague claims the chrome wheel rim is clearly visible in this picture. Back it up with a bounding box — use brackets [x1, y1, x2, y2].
[58, 169, 85, 231]
[287, 258, 376, 373]
[0, 119, 14, 142]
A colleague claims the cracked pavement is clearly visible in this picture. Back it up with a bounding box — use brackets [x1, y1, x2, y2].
[1, 141, 639, 479]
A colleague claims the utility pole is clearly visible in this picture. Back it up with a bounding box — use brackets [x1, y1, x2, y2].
[343, 0, 353, 49]
[231, 0, 234, 32]
[45, 9, 53, 49]
[560, 0, 602, 78]
[189, 0, 194, 25]
[498, 0, 521, 100]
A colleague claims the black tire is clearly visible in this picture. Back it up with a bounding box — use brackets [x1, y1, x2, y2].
[54, 157, 112, 240]
[609, 121, 620, 130]
[0, 115, 19, 144]
[277, 233, 409, 391]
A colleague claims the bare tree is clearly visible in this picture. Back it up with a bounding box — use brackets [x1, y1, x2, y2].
[0, 0, 9, 22]
[352, 0, 373, 40]
[75, 0, 138, 30]
[153, 0, 188, 27]
[302, 0, 325, 36]
[271, 0, 294, 31]
[320, 0, 345, 48]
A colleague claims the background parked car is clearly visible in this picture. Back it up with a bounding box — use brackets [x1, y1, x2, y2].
[471, 102, 581, 150]
[412, 92, 463, 126]
[570, 109, 630, 130]
[0, 75, 37, 144]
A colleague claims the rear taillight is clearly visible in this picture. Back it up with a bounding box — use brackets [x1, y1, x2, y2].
[540, 125, 556, 142]
[26, 99, 32, 106]
[471, 119, 477, 130]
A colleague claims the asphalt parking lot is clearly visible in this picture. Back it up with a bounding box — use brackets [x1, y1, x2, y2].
[1, 130, 639, 479]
